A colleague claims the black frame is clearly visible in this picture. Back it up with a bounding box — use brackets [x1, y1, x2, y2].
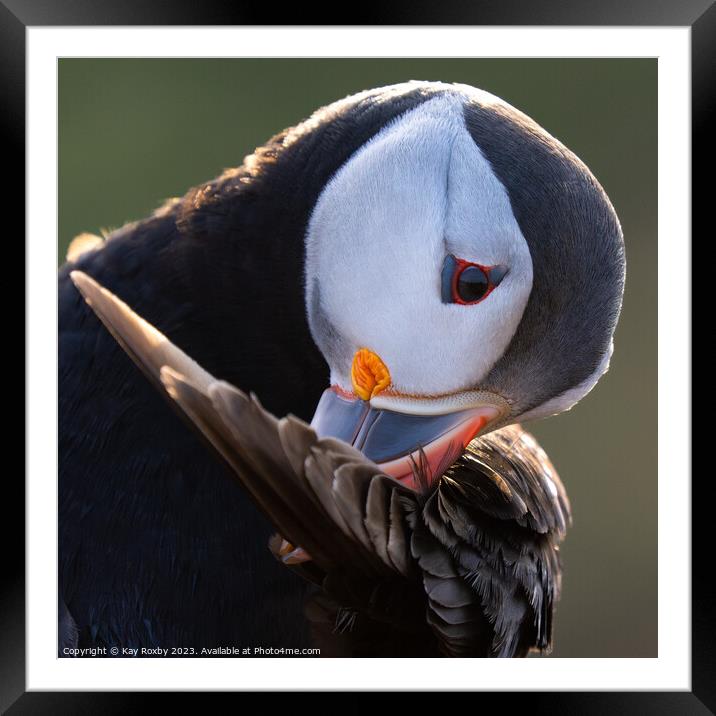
[7, 1, 707, 710]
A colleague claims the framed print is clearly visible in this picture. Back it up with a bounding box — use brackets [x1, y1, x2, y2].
[8, 0, 706, 710]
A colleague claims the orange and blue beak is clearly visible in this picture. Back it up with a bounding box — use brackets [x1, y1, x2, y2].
[310, 349, 502, 490]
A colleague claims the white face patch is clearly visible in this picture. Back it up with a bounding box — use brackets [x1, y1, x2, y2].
[305, 94, 533, 398]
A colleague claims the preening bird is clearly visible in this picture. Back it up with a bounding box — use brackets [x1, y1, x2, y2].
[59, 81, 625, 657]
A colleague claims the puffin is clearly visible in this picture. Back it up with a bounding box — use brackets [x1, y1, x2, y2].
[59, 81, 625, 657]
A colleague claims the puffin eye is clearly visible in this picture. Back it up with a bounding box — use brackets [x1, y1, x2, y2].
[441, 255, 508, 305]
[456, 265, 489, 303]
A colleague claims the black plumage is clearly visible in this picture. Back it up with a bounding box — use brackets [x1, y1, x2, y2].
[69, 272, 570, 657]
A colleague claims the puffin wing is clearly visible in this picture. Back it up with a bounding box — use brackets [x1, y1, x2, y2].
[69, 271, 415, 585]
[412, 424, 570, 657]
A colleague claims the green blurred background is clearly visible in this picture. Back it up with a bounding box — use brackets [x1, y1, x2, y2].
[58, 59, 657, 657]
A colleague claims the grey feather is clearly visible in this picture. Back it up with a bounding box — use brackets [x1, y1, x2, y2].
[386, 488, 412, 577]
[364, 476, 393, 567]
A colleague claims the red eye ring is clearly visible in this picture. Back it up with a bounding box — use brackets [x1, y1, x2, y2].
[441, 255, 509, 305]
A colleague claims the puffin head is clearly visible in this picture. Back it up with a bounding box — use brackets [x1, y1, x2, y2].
[305, 82, 625, 488]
